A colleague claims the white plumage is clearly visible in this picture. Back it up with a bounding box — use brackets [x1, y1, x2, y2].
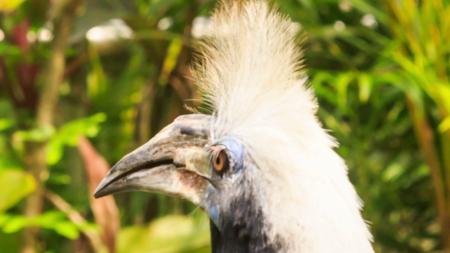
[192, 1, 374, 252]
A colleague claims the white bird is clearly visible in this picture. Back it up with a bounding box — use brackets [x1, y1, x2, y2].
[95, 1, 374, 252]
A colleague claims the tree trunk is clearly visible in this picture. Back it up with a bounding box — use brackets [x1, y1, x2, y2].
[21, 1, 81, 252]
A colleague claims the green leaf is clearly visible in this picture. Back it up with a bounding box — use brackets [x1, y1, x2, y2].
[2, 215, 28, 233]
[53, 222, 80, 240]
[46, 113, 106, 165]
[158, 37, 183, 86]
[0, 170, 36, 212]
[0, 0, 25, 12]
[0, 211, 83, 240]
[0, 42, 21, 57]
[87, 48, 109, 99]
[118, 214, 210, 253]
[357, 73, 372, 103]
[336, 73, 353, 113]
[0, 119, 14, 132]
[13, 126, 55, 143]
[438, 117, 450, 133]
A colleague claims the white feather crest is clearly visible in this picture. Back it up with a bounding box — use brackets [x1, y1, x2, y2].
[192, 1, 374, 252]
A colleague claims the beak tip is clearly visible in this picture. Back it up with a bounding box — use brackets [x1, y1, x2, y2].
[93, 189, 103, 198]
[93, 186, 106, 199]
[93, 177, 112, 198]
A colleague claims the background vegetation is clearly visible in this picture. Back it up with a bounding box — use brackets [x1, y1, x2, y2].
[0, 0, 449, 252]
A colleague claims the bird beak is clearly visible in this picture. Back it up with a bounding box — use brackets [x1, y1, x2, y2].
[93, 114, 211, 205]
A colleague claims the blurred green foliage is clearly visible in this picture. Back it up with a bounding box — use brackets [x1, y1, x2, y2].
[0, 0, 449, 252]
[118, 215, 210, 253]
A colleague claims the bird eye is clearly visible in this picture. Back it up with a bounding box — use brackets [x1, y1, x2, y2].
[211, 147, 229, 174]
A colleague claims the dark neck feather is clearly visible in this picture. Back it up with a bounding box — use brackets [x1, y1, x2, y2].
[209, 186, 284, 253]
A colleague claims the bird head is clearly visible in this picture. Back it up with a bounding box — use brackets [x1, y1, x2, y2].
[94, 114, 250, 228]
[95, 1, 374, 252]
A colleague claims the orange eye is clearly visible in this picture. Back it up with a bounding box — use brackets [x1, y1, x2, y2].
[212, 148, 229, 174]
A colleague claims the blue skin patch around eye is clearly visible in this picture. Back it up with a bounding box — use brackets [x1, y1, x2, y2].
[218, 137, 244, 172]
[205, 137, 245, 231]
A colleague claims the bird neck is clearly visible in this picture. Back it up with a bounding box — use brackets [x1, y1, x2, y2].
[209, 186, 284, 253]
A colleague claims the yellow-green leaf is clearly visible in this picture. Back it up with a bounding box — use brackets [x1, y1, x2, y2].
[438, 117, 450, 133]
[118, 214, 210, 253]
[158, 38, 183, 86]
[0, 0, 25, 13]
[0, 170, 36, 212]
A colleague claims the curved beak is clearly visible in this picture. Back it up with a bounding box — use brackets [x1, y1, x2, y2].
[94, 114, 211, 205]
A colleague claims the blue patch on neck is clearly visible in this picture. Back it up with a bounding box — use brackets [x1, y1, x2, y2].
[207, 203, 221, 229]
